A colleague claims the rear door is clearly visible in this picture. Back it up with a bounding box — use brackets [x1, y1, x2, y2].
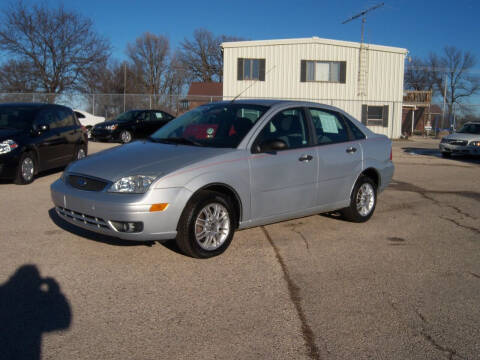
[307, 107, 363, 207]
[249, 107, 318, 219]
[56, 107, 81, 163]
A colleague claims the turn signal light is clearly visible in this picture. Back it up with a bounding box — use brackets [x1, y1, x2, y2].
[149, 203, 169, 212]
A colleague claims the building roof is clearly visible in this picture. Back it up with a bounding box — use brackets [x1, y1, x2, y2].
[222, 36, 408, 55]
[187, 82, 223, 97]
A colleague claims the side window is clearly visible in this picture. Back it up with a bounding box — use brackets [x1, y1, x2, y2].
[137, 111, 151, 121]
[255, 108, 310, 150]
[35, 109, 59, 129]
[308, 108, 350, 144]
[344, 117, 366, 140]
[57, 109, 75, 127]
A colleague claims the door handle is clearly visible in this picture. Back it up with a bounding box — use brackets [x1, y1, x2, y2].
[346, 147, 357, 154]
[298, 154, 313, 162]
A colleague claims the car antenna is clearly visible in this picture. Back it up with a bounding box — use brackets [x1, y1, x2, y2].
[229, 65, 277, 103]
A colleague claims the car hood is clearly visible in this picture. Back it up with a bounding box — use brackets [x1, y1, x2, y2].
[67, 140, 236, 181]
[444, 133, 480, 141]
[0, 128, 23, 141]
[94, 119, 123, 127]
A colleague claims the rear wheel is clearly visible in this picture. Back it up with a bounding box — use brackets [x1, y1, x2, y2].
[120, 130, 132, 144]
[15, 152, 36, 185]
[341, 175, 377, 222]
[176, 191, 235, 258]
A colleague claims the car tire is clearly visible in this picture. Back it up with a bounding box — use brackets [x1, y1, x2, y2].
[176, 191, 236, 258]
[441, 152, 451, 158]
[340, 175, 377, 223]
[14, 152, 36, 185]
[120, 130, 132, 144]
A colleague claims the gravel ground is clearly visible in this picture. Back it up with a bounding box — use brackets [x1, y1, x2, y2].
[0, 138, 479, 360]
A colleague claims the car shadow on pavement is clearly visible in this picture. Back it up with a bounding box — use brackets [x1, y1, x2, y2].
[0, 264, 71, 360]
[401, 147, 480, 165]
[48, 208, 154, 247]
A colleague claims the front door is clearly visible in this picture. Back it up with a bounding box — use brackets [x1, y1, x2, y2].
[249, 108, 317, 219]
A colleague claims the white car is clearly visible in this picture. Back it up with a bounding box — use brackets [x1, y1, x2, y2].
[74, 110, 105, 138]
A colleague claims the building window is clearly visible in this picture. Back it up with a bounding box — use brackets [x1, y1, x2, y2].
[301, 61, 346, 83]
[361, 105, 389, 127]
[237, 58, 266, 81]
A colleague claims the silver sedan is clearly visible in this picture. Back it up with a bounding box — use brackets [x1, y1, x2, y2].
[439, 121, 480, 157]
[51, 100, 394, 258]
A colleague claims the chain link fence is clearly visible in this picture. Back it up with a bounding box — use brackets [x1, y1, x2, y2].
[1, 92, 478, 137]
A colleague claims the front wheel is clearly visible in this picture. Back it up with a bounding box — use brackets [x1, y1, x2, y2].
[75, 146, 87, 160]
[15, 152, 36, 185]
[120, 130, 132, 144]
[341, 175, 377, 222]
[176, 191, 235, 258]
[441, 152, 451, 158]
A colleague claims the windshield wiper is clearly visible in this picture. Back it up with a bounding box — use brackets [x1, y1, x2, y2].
[150, 137, 203, 146]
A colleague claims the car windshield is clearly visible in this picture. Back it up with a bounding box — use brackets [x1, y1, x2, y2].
[0, 106, 38, 130]
[457, 123, 480, 134]
[115, 110, 141, 122]
[150, 103, 269, 148]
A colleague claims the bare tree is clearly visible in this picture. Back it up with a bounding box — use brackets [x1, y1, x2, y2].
[429, 46, 480, 127]
[127, 33, 170, 95]
[0, 59, 39, 92]
[0, 1, 110, 96]
[404, 57, 434, 91]
[178, 29, 243, 83]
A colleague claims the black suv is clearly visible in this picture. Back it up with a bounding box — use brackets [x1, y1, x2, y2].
[91, 109, 175, 143]
[0, 103, 87, 184]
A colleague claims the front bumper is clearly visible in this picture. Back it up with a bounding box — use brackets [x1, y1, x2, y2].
[91, 128, 117, 141]
[50, 178, 192, 241]
[439, 143, 480, 155]
[0, 150, 21, 179]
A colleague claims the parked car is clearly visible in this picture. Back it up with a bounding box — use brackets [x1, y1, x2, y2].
[91, 109, 175, 143]
[74, 110, 105, 138]
[51, 100, 393, 258]
[0, 103, 87, 184]
[439, 121, 480, 157]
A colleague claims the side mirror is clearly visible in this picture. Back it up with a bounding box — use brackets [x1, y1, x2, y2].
[255, 139, 287, 153]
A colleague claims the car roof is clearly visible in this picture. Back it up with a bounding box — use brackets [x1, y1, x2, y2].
[0, 102, 71, 110]
[202, 99, 327, 108]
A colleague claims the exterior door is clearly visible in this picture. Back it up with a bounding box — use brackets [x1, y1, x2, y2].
[307, 108, 363, 206]
[33, 109, 67, 170]
[249, 108, 317, 219]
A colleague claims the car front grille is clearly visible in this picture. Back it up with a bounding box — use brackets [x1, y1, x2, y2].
[67, 175, 108, 191]
[448, 139, 468, 146]
[56, 206, 110, 230]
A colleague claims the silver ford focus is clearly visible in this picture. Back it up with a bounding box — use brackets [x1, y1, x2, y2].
[51, 100, 394, 258]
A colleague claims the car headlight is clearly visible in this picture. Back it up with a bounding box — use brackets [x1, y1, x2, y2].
[470, 141, 480, 147]
[108, 175, 156, 193]
[105, 124, 118, 131]
[0, 140, 19, 154]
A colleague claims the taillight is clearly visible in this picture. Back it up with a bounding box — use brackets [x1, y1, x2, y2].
[390, 148, 393, 161]
[81, 126, 87, 133]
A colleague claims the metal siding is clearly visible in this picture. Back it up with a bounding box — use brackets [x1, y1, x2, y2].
[223, 40, 406, 138]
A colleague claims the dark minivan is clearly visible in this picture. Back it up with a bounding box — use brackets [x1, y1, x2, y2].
[0, 103, 87, 184]
[91, 109, 175, 143]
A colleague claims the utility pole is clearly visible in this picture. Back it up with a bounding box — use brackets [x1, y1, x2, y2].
[442, 74, 447, 129]
[123, 62, 127, 113]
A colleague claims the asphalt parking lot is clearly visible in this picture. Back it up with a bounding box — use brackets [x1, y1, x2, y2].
[1, 138, 479, 360]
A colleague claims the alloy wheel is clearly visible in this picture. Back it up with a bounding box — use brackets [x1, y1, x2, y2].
[194, 202, 231, 251]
